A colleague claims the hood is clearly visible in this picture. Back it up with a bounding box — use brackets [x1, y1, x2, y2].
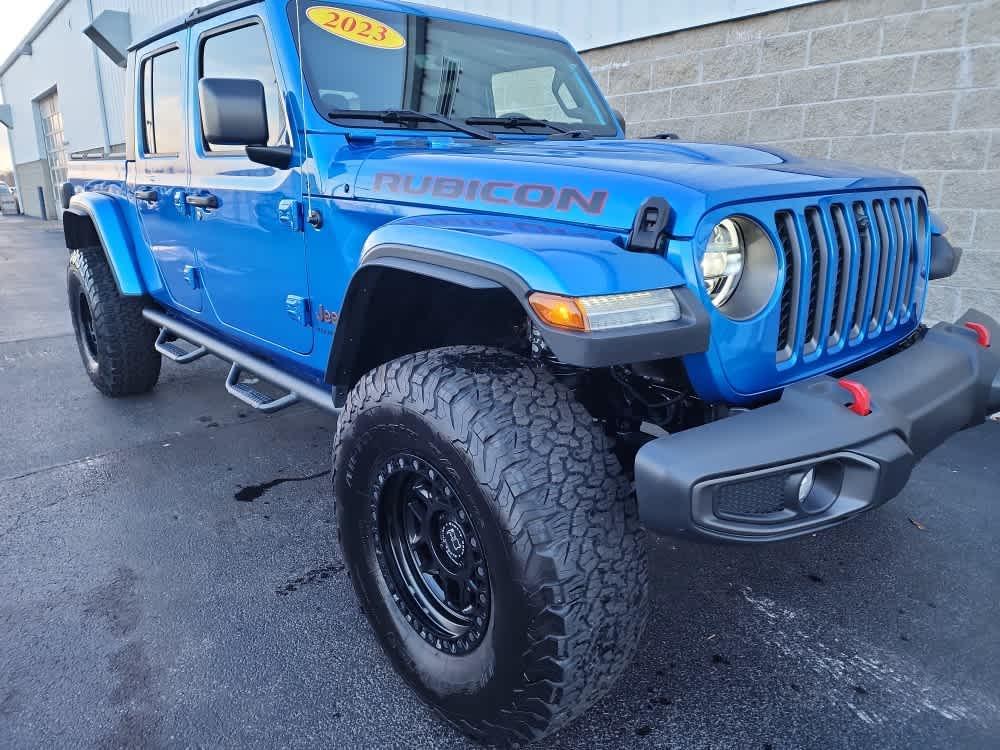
[349, 138, 921, 237]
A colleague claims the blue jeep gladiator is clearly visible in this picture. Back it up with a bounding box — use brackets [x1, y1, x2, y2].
[63, 0, 999, 744]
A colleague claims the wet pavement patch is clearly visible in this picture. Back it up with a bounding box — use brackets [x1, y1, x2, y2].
[277, 563, 346, 595]
[234, 470, 330, 502]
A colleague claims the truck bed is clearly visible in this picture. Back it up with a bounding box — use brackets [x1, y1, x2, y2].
[67, 151, 127, 201]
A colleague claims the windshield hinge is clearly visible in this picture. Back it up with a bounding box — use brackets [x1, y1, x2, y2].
[278, 199, 303, 232]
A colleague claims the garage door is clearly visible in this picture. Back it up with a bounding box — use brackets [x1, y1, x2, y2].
[37, 91, 67, 214]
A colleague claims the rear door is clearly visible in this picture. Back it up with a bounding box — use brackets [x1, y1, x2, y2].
[184, 12, 312, 354]
[132, 33, 201, 312]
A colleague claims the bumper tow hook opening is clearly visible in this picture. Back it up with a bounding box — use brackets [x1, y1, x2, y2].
[838, 379, 873, 416]
[965, 322, 991, 348]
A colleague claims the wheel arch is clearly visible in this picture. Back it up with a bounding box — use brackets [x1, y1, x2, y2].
[63, 193, 146, 296]
[326, 247, 531, 401]
[326, 243, 712, 401]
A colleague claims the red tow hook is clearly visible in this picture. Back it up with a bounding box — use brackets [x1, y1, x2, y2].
[838, 379, 873, 416]
[965, 322, 991, 348]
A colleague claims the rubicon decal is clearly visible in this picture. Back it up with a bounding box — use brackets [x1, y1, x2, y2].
[371, 173, 609, 216]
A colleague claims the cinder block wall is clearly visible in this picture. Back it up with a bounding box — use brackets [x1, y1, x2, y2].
[581, 0, 999, 322]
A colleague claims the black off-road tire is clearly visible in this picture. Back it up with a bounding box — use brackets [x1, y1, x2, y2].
[333, 346, 648, 746]
[67, 246, 161, 397]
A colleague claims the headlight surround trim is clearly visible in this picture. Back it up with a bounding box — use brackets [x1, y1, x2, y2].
[699, 215, 779, 321]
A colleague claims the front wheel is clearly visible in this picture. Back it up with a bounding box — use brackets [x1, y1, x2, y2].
[333, 346, 648, 746]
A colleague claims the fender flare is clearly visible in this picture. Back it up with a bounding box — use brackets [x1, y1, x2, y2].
[325, 247, 515, 390]
[326, 243, 710, 390]
[64, 193, 146, 296]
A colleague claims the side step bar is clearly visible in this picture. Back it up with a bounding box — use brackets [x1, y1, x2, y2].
[143, 308, 340, 415]
[155, 329, 208, 363]
[226, 363, 300, 413]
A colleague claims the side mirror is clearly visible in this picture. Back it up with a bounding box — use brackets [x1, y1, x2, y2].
[613, 109, 627, 136]
[198, 77, 268, 146]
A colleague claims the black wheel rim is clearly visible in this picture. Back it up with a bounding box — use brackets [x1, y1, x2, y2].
[372, 453, 491, 654]
[77, 292, 99, 362]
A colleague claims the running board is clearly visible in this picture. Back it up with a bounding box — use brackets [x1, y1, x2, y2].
[143, 308, 340, 415]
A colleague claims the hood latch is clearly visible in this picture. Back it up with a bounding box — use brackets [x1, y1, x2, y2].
[627, 197, 671, 254]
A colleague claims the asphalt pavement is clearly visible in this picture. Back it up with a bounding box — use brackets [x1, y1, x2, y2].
[1, 215, 998, 749]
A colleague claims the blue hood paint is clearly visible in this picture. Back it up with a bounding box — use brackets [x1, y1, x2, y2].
[344, 137, 920, 237]
[361, 212, 689, 298]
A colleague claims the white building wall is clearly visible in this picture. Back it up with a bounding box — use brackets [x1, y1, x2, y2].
[90, 0, 202, 147]
[2, 0, 102, 163]
[1, 0, 199, 165]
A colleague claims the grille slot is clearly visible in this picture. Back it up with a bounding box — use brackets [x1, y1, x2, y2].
[803, 207, 827, 354]
[772, 191, 926, 367]
[886, 199, 907, 326]
[849, 202, 872, 342]
[896, 198, 917, 323]
[828, 204, 851, 347]
[775, 211, 800, 361]
[871, 200, 892, 331]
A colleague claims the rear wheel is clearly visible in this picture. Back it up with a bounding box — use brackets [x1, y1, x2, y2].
[333, 346, 648, 746]
[67, 246, 161, 396]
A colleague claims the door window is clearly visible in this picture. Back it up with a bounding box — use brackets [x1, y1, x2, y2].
[199, 23, 287, 152]
[140, 49, 184, 155]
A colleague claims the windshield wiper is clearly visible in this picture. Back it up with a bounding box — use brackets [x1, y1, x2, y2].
[465, 116, 593, 140]
[328, 109, 495, 140]
[465, 115, 570, 132]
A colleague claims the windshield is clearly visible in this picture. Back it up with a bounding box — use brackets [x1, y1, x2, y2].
[287, 2, 617, 136]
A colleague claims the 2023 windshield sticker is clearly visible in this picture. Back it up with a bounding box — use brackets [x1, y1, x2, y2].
[305, 6, 406, 49]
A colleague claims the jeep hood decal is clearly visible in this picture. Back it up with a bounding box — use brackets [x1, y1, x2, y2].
[350, 138, 921, 237]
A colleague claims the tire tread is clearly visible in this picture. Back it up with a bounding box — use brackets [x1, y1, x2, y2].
[334, 346, 648, 745]
[68, 246, 161, 396]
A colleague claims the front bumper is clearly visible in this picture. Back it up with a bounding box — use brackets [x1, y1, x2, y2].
[635, 310, 1000, 543]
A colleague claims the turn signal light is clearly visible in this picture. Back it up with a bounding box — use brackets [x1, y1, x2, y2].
[528, 293, 587, 331]
[528, 289, 682, 333]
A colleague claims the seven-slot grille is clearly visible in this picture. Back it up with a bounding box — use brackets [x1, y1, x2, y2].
[774, 193, 928, 364]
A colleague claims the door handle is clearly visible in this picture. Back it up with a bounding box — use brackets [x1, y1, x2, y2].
[135, 189, 158, 203]
[185, 194, 219, 209]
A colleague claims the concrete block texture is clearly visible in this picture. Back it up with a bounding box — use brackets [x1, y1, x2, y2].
[809, 20, 882, 65]
[581, 0, 1000, 322]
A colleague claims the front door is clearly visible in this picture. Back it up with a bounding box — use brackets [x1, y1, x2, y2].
[132, 34, 202, 312]
[184, 14, 312, 355]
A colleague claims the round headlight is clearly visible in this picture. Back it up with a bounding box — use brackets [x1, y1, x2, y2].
[702, 218, 746, 307]
[699, 216, 779, 319]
